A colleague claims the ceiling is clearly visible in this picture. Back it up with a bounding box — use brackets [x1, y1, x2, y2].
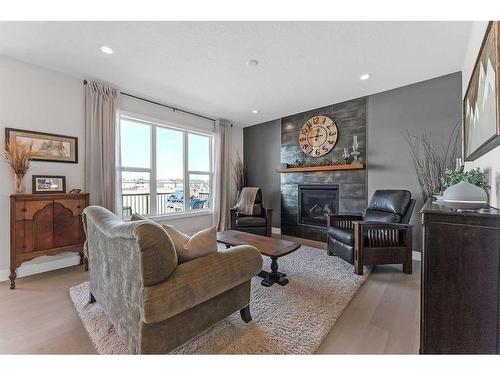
[0, 21, 472, 126]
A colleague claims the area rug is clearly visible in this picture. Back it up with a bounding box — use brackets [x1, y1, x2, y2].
[69, 246, 369, 354]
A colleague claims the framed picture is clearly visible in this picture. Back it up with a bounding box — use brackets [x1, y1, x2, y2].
[463, 21, 500, 161]
[32, 175, 66, 194]
[5, 128, 78, 163]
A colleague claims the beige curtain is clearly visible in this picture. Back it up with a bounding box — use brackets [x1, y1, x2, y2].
[213, 119, 232, 230]
[84, 81, 120, 213]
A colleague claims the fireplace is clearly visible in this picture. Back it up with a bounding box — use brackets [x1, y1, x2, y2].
[298, 185, 339, 227]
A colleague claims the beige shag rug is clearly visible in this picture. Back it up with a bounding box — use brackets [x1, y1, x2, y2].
[69, 246, 369, 354]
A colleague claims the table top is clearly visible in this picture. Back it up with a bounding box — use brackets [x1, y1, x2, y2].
[217, 230, 301, 258]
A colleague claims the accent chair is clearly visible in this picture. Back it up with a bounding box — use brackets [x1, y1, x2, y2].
[230, 187, 273, 237]
[82, 206, 263, 354]
[327, 190, 415, 275]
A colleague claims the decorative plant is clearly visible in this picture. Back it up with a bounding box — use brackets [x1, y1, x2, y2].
[3, 140, 40, 193]
[231, 152, 247, 199]
[442, 168, 489, 190]
[404, 120, 461, 202]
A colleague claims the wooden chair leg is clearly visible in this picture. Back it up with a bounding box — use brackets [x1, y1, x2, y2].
[239, 305, 252, 323]
[403, 260, 412, 274]
[403, 227, 413, 274]
[353, 222, 364, 275]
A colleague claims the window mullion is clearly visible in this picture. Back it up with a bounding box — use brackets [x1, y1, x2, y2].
[183, 131, 189, 212]
[151, 125, 157, 215]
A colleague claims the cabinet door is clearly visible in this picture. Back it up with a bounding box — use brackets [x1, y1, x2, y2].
[25, 201, 54, 252]
[53, 201, 83, 248]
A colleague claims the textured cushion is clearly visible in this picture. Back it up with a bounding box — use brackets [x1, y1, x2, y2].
[162, 225, 217, 263]
[367, 190, 411, 216]
[130, 213, 149, 221]
[363, 210, 401, 223]
[236, 215, 266, 227]
[141, 245, 263, 324]
[328, 227, 354, 245]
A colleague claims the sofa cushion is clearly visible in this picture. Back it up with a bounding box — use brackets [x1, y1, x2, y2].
[363, 210, 401, 223]
[367, 190, 411, 216]
[328, 226, 354, 245]
[236, 215, 266, 227]
[162, 225, 218, 263]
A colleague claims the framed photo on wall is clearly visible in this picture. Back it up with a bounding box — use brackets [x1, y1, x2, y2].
[5, 128, 78, 163]
[463, 21, 500, 161]
[32, 175, 66, 194]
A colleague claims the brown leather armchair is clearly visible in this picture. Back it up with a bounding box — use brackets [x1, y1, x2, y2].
[230, 188, 273, 237]
[327, 190, 415, 275]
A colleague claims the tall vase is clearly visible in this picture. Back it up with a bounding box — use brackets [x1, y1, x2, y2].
[14, 174, 26, 193]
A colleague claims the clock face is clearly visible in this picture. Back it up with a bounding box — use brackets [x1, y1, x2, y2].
[298, 115, 338, 157]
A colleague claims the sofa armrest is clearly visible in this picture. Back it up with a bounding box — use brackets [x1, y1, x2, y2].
[140, 245, 263, 324]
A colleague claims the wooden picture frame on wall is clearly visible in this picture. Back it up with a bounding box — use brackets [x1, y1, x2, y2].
[5, 128, 78, 163]
[463, 21, 500, 161]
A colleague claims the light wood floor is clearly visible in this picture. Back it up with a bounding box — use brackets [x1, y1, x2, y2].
[0, 237, 420, 354]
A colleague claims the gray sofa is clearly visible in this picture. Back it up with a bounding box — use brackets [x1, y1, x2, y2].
[82, 206, 263, 354]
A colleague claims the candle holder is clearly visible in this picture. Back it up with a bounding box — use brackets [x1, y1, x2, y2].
[350, 136, 360, 163]
[343, 147, 350, 164]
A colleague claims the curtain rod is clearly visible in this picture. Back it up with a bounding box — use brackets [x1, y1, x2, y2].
[83, 80, 216, 122]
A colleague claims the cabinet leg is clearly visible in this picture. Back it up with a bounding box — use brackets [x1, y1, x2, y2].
[9, 270, 16, 289]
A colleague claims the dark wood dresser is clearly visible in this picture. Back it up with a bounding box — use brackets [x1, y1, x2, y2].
[420, 199, 500, 354]
[9, 193, 89, 289]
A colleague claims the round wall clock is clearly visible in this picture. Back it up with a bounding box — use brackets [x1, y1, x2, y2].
[298, 115, 338, 157]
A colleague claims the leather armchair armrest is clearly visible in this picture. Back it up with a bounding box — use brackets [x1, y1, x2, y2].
[230, 207, 238, 230]
[353, 221, 413, 248]
[326, 214, 364, 229]
[140, 245, 263, 324]
[264, 208, 273, 237]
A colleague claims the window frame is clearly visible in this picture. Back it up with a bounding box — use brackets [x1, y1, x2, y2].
[119, 112, 214, 218]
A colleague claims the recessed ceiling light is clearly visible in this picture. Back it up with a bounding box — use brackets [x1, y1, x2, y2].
[252, 109, 260, 114]
[360, 74, 370, 80]
[100, 45, 114, 55]
[247, 59, 259, 67]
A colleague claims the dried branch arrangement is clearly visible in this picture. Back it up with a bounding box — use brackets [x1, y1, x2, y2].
[404, 120, 461, 202]
[3, 140, 41, 192]
[231, 152, 247, 196]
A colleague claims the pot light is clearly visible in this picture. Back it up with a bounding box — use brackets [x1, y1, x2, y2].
[247, 59, 259, 67]
[100, 45, 114, 55]
[252, 109, 260, 114]
[360, 73, 370, 80]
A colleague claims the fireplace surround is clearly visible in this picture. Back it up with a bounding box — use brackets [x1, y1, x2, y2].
[298, 185, 339, 227]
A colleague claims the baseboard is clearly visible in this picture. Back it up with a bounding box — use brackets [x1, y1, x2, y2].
[271, 227, 281, 235]
[412, 251, 422, 261]
[0, 254, 80, 282]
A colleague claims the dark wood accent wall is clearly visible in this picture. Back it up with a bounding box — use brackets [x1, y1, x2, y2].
[420, 200, 500, 353]
[281, 97, 367, 242]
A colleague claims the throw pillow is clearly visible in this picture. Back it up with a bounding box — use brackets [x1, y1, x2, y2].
[162, 225, 218, 263]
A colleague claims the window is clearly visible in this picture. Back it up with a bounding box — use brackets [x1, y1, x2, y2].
[120, 115, 213, 218]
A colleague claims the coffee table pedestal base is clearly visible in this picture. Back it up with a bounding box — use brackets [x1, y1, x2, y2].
[258, 256, 289, 287]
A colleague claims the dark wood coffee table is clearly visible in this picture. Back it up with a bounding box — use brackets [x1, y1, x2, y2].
[217, 230, 301, 287]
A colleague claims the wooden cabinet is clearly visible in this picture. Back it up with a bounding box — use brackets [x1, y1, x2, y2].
[420, 200, 500, 354]
[9, 193, 89, 289]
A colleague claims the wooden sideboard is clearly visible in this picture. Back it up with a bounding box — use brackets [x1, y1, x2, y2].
[420, 199, 500, 354]
[9, 193, 89, 289]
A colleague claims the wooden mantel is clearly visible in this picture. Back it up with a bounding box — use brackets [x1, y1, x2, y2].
[276, 163, 364, 173]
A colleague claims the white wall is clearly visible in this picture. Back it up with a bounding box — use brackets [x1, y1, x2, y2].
[462, 21, 500, 209]
[0, 56, 244, 281]
[0, 56, 85, 281]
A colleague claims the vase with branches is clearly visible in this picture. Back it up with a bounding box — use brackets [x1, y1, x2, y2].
[404, 120, 461, 202]
[3, 140, 40, 193]
[231, 152, 247, 201]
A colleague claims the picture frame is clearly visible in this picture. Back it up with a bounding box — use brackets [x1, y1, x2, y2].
[32, 175, 66, 194]
[5, 128, 78, 163]
[463, 21, 500, 161]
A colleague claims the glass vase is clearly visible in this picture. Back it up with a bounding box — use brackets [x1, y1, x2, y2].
[14, 174, 26, 193]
